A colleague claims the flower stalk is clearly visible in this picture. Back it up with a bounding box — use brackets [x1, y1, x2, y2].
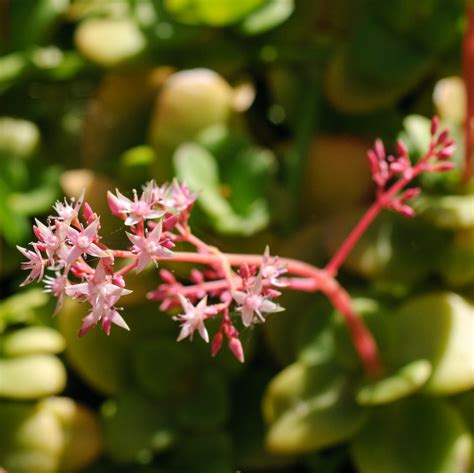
[18, 120, 455, 379]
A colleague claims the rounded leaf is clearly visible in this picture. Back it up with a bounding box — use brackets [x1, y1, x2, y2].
[263, 362, 367, 454]
[0, 355, 66, 400]
[1, 326, 65, 357]
[75, 19, 146, 67]
[356, 359, 432, 406]
[352, 397, 472, 473]
[393, 292, 474, 394]
[0, 401, 64, 473]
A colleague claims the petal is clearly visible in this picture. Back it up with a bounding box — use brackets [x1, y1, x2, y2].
[240, 307, 254, 327]
[110, 311, 130, 331]
[232, 291, 247, 305]
[260, 300, 284, 314]
[135, 252, 150, 273]
[83, 218, 100, 240]
[177, 323, 192, 342]
[198, 322, 209, 343]
[148, 220, 163, 242]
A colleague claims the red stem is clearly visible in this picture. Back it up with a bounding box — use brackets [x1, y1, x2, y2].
[325, 147, 435, 276]
[110, 248, 381, 378]
[463, 4, 474, 183]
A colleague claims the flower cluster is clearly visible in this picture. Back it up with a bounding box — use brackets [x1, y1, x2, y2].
[18, 118, 456, 373]
[367, 116, 455, 217]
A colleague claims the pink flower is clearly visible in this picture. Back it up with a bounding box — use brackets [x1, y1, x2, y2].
[232, 275, 283, 327]
[260, 246, 287, 287]
[17, 244, 46, 286]
[34, 219, 62, 264]
[109, 182, 164, 226]
[66, 261, 132, 336]
[127, 221, 173, 273]
[161, 179, 197, 212]
[52, 191, 84, 225]
[64, 218, 106, 265]
[173, 295, 210, 343]
[43, 272, 68, 315]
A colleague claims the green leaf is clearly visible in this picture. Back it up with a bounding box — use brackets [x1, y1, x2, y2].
[0, 326, 65, 357]
[58, 299, 130, 396]
[263, 361, 368, 454]
[356, 359, 432, 406]
[238, 0, 294, 35]
[102, 390, 175, 464]
[0, 117, 40, 159]
[351, 397, 472, 473]
[0, 289, 49, 333]
[0, 402, 63, 473]
[8, 0, 68, 50]
[164, 0, 265, 26]
[0, 354, 66, 400]
[416, 195, 474, 230]
[169, 432, 233, 473]
[174, 143, 270, 235]
[392, 292, 474, 394]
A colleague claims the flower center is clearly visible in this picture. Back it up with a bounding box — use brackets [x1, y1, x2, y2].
[246, 294, 262, 311]
[77, 235, 90, 249]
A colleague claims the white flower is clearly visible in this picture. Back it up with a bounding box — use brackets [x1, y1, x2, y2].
[173, 295, 209, 343]
[232, 275, 284, 327]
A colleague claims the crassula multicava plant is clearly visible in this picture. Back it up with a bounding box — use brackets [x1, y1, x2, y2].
[18, 117, 456, 378]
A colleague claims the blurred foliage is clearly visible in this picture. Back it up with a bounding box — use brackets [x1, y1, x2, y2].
[0, 0, 473, 472]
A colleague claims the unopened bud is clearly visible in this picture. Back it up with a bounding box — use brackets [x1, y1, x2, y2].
[228, 337, 245, 363]
[112, 274, 126, 288]
[160, 269, 176, 284]
[107, 191, 126, 219]
[83, 202, 95, 223]
[162, 213, 179, 231]
[437, 129, 449, 145]
[396, 139, 408, 157]
[431, 115, 439, 135]
[438, 145, 456, 159]
[374, 139, 385, 160]
[211, 332, 223, 357]
[402, 187, 421, 201]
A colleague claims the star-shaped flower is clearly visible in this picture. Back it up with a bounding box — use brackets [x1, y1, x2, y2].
[127, 221, 173, 273]
[17, 244, 46, 286]
[232, 275, 284, 327]
[173, 295, 210, 343]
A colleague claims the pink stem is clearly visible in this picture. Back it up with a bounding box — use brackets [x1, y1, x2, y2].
[110, 248, 380, 377]
[325, 148, 435, 276]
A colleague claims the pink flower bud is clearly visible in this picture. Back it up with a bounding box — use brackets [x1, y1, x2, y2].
[162, 213, 179, 231]
[437, 129, 449, 145]
[266, 288, 282, 298]
[160, 269, 176, 284]
[228, 337, 245, 363]
[431, 115, 439, 136]
[396, 139, 408, 157]
[83, 202, 95, 224]
[107, 191, 126, 219]
[434, 162, 455, 171]
[112, 275, 126, 288]
[438, 145, 456, 159]
[190, 268, 204, 284]
[374, 139, 385, 160]
[402, 187, 421, 201]
[211, 332, 223, 357]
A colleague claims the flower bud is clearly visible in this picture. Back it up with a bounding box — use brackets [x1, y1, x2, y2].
[211, 332, 223, 357]
[396, 139, 408, 157]
[228, 337, 245, 363]
[431, 115, 439, 135]
[107, 191, 126, 219]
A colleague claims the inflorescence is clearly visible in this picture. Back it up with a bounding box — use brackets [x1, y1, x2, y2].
[18, 117, 455, 377]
